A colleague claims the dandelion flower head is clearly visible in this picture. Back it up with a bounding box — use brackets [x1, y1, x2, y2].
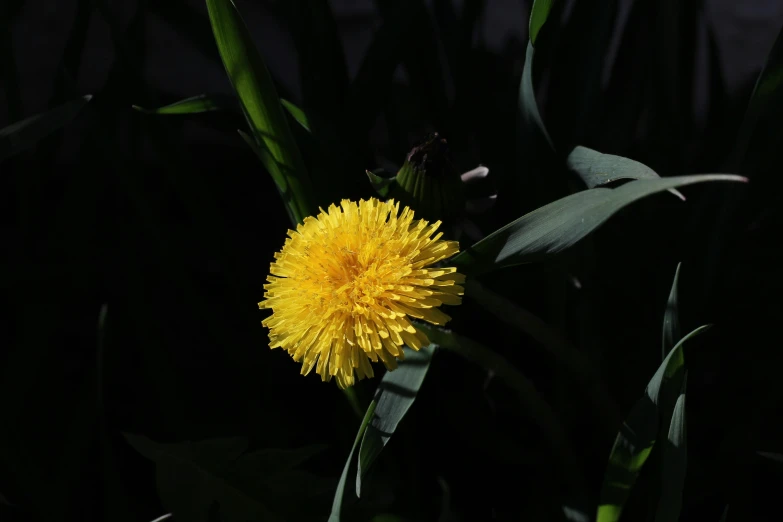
[259, 198, 465, 388]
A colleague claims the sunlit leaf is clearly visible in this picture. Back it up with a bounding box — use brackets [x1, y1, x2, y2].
[205, 0, 315, 223]
[452, 175, 747, 275]
[357, 345, 436, 497]
[0, 94, 91, 162]
[596, 325, 710, 522]
[132, 94, 235, 114]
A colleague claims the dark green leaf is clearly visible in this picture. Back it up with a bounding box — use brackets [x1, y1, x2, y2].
[662, 263, 682, 359]
[366, 169, 397, 199]
[329, 401, 377, 522]
[518, 42, 554, 150]
[596, 325, 710, 522]
[654, 376, 687, 522]
[280, 98, 311, 133]
[452, 175, 747, 275]
[757, 452, 783, 464]
[566, 146, 685, 200]
[132, 94, 235, 114]
[124, 434, 324, 522]
[357, 345, 436, 497]
[720, 505, 729, 522]
[529, 0, 555, 47]
[730, 18, 783, 168]
[0, 95, 92, 163]
[206, 0, 315, 223]
[417, 323, 585, 492]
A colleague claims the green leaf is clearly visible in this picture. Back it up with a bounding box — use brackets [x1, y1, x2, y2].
[417, 323, 585, 493]
[566, 146, 685, 200]
[132, 94, 235, 114]
[452, 174, 747, 275]
[0, 94, 92, 162]
[329, 401, 377, 522]
[357, 345, 436, 497]
[366, 169, 397, 199]
[596, 325, 710, 522]
[206, 0, 315, 224]
[654, 376, 688, 522]
[662, 262, 682, 359]
[720, 505, 729, 522]
[529, 0, 555, 47]
[280, 98, 311, 133]
[124, 434, 326, 522]
[519, 41, 554, 151]
[731, 20, 783, 169]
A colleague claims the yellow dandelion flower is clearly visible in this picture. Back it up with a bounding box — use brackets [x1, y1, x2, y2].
[258, 197, 465, 388]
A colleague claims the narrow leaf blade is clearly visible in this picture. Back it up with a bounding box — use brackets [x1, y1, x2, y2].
[654, 376, 688, 522]
[329, 401, 377, 522]
[452, 175, 747, 275]
[662, 262, 683, 359]
[529, 0, 555, 47]
[597, 326, 710, 522]
[205, 0, 314, 223]
[0, 94, 92, 162]
[132, 94, 235, 114]
[356, 345, 436, 497]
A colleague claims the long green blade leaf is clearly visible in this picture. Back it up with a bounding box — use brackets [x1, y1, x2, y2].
[654, 376, 688, 522]
[132, 93, 235, 114]
[597, 325, 710, 522]
[662, 262, 683, 359]
[566, 146, 685, 200]
[0, 94, 92, 162]
[329, 401, 378, 522]
[529, 0, 555, 47]
[356, 345, 436, 497]
[280, 98, 311, 133]
[205, 0, 315, 223]
[452, 174, 747, 275]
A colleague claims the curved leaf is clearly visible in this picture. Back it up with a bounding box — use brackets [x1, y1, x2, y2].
[566, 146, 685, 200]
[206, 0, 315, 223]
[452, 174, 747, 275]
[280, 98, 311, 133]
[597, 325, 710, 522]
[357, 345, 436, 497]
[0, 94, 92, 163]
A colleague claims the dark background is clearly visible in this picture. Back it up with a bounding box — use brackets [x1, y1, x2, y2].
[2, 0, 783, 521]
